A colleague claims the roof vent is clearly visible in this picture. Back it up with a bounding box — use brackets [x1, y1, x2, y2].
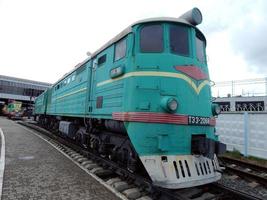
[178, 7, 202, 26]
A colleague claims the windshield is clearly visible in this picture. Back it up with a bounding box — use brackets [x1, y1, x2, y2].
[140, 24, 163, 52]
[138, 23, 206, 62]
[169, 25, 189, 56]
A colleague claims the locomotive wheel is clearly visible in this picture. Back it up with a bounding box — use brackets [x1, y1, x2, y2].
[75, 128, 88, 148]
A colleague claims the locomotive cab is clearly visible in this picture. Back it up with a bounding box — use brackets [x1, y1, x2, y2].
[116, 8, 226, 188]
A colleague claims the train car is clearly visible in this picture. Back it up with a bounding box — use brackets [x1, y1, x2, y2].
[35, 90, 48, 115]
[35, 89, 49, 124]
[5, 100, 23, 119]
[35, 8, 226, 189]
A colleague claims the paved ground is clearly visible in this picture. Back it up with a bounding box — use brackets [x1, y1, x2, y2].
[0, 117, 120, 200]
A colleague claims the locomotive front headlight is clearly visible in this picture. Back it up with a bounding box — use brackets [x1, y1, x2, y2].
[212, 103, 221, 116]
[161, 97, 178, 113]
[168, 98, 178, 111]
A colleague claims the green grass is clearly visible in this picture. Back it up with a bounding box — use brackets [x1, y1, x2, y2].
[223, 149, 267, 167]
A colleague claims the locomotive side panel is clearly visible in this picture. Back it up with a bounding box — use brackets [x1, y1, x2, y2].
[34, 90, 48, 115]
[90, 34, 133, 118]
[46, 62, 91, 117]
[46, 88, 53, 114]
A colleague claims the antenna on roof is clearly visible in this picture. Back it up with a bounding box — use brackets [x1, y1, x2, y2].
[86, 51, 92, 58]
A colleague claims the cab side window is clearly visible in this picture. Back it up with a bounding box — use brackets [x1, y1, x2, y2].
[140, 24, 163, 52]
[98, 54, 106, 65]
[196, 33, 205, 63]
[114, 38, 126, 61]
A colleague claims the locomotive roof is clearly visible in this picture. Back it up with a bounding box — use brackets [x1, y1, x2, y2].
[54, 12, 205, 86]
[91, 17, 205, 58]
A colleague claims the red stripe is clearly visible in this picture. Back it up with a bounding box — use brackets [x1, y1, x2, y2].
[209, 117, 216, 126]
[112, 112, 216, 126]
[174, 65, 208, 80]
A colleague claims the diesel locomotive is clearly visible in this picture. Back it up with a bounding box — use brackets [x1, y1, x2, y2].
[34, 8, 226, 189]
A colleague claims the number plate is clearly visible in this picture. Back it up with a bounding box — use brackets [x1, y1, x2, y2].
[188, 115, 210, 126]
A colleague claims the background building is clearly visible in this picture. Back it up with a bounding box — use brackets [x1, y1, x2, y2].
[0, 74, 51, 115]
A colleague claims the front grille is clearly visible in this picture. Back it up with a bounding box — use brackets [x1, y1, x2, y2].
[172, 156, 218, 179]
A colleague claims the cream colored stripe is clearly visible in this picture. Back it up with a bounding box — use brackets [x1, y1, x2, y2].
[56, 88, 87, 100]
[196, 80, 210, 94]
[96, 71, 210, 94]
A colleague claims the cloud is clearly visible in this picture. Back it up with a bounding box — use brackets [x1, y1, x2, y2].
[230, 1, 267, 74]
[199, 0, 267, 75]
[0, 0, 265, 83]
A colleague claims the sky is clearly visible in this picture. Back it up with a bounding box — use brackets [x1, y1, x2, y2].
[0, 0, 266, 85]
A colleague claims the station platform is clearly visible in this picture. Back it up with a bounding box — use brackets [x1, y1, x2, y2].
[0, 117, 120, 200]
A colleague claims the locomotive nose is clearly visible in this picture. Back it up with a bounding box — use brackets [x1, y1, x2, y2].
[140, 154, 222, 189]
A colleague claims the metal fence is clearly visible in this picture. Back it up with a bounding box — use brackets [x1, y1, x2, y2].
[214, 96, 267, 112]
[212, 77, 267, 97]
[216, 112, 267, 159]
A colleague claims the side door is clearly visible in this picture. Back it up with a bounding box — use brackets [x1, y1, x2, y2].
[89, 37, 129, 118]
[89, 51, 110, 117]
[87, 59, 95, 115]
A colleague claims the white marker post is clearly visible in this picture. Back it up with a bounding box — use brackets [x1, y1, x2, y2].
[0, 128, 5, 200]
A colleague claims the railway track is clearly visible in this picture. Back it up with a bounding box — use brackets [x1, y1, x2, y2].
[17, 120, 265, 200]
[220, 156, 267, 187]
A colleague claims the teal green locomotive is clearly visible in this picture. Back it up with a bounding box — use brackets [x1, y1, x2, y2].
[35, 8, 226, 189]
